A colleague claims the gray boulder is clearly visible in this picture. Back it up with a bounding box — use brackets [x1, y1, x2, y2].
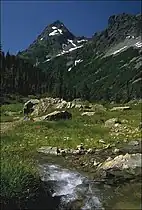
[23, 97, 93, 117]
[31, 98, 66, 116]
[35, 110, 72, 121]
[105, 118, 121, 128]
[97, 153, 141, 182]
[23, 99, 39, 115]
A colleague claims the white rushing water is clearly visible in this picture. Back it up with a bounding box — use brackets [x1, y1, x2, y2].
[39, 164, 104, 210]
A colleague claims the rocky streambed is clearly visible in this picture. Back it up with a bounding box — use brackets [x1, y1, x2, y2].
[37, 140, 142, 210]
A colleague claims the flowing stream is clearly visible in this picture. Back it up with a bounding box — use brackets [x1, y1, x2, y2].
[39, 163, 104, 209]
[38, 162, 141, 210]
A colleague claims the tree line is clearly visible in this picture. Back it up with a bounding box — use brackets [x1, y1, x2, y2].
[0, 48, 141, 103]
[0, 51, 49, 97]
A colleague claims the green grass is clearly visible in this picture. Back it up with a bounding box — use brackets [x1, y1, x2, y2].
[1, 102, 141, 208]
[0, 103, 23, 122]
[0, 103, 23, 113]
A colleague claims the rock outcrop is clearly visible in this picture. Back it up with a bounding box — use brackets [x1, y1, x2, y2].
[23, 97, 93, 117]
[34, 110, 72, 121]
[97, 153, 141, 183]
[23, 99, 40, 115]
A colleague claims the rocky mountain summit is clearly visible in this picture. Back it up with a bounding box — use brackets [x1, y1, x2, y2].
[1, 13, 142, 102]
[18, 13, 141, 64]
[18, 20, 88, 65]
[92, 13, 141, 53]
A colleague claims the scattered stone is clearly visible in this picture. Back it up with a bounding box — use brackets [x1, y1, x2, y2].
[93, 160, 100, 167]
[110, 106, 131, 111]
[105, 118, 121, 128]
[75, 104, 83, 109]
[80, 162, 86, 166]
[86, 148, 94, 154]
[113, 148, 120, 154]
[56, 147, 60, 155]
[104, 144, 111, 149]
[106, 157, 112, 161]
[56, 100, 68, 109]
[128, 140, 139, 146]
[97, 163, 103, 168]
[123, 139, 128, 143]
[114, 123, 121, 128]
[99, 139, 105, 144]
[37, 144, 96, 156]
[77, 143, 84, 150]
[60, 149, 66, 156]
[81, 112, 95, 116]
[121, 119, 128, 124]
[76, 143, 86, 155]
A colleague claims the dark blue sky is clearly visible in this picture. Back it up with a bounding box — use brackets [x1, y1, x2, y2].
[1, 0, 141, 54]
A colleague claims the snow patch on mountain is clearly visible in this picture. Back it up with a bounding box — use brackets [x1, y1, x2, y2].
[75, 59, 83, 66]
[49, 29, 63, 36]
[67, 59, 83, 72]
[135, 42, 142, 48]
[77, 39, 88, 43]
[68, 67, 72, 72]
[132, 78, 141, 84]
[68, 39, 76, 47]
[40, 37, 43, 40]
[113, 46, 127, 55]
[105, 36, 141, 57]
[58, 29, 63, 34]
[62, 43, 67, 48]
[55, 45, 84, 57]
[68, 45, 83, 52]
[43, 58, 52, 63]
[56, 50, 67, 57]
[52, 26, 57, 29]
[126, 35, 135, 39]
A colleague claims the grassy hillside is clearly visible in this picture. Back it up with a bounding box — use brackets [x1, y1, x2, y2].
[1, 101, 141, 208]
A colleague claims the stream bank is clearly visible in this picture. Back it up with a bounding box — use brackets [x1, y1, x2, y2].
[36, 139, 142, 210]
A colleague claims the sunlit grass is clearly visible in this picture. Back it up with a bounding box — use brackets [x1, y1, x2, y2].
[1, 101, 141, 208]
